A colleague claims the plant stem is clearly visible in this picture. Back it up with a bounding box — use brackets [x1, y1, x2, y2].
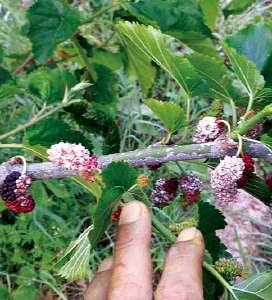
[152, 213, 176, 243]
[244, 94, 254, 119]
[71, 36, 98, 81]
[0, 100, 81, 141]
[1, 140, 272, 185]
[230, 99, 237, 127]
[204, 262, 239, 300]
[183, 96, 191, 139]
[232, 104, 272, 139]
[80, 2, 119, 25]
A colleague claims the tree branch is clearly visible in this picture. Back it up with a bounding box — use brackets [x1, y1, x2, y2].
[0, 140, 271, 185]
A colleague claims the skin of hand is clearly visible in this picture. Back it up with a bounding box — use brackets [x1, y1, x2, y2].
[85, 201, 205, 300]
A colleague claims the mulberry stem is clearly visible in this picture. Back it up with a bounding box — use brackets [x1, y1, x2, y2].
[233, 104, 272, 138]
[0, 140, 272, 185]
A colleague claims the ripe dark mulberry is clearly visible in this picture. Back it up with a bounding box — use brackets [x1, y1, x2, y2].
[151, 178, 178, 208]
[147, 163, 162, 171]
[265, 175, 272, 190]
[237, 154, 255, 188]
[242, 154, 255, 174]
[179, 174, 201, 205]
[6, 195, 35, 214]
[0, 171, 21, 201]
[1, 172, 35, 214]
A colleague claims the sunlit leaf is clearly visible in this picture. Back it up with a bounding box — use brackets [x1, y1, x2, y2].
[199, 0, 219, 30]
[117, 22, 207, 97]
[59, 225, 93, 280]
[233, 272, 272, 299]
[188, 53, 239, 102]
[145, 99, 186, 133]
[222, 43, 264, 97]
[223, 0, 257, 17]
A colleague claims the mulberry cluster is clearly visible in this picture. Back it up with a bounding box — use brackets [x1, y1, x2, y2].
[266, 175, 272, 190]
[237, 154, 255, 188]
[215, 258, 243, 280]
[151, 179, 178, 208]
[0, 171, 35, 214]
[211, 156, 245, 206]
[147, 163, 162, 171]
[179, 173, 202, 205]
[151, 174, 202, 208]
[193, 116, 224, 143]
[47, 142, 99, 181]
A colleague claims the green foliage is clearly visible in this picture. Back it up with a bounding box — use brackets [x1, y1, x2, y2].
[145, 99, 186, 133]
[203, 269, 223, 300]
[233, 272, 272, 299]
[24, 117, 93, 149]
[90, 63, 118, 105]
[90, 49, 123, 72]
[117, 22, 207, 97]
[223, 0, 257, 17]
[0, 67, 11, 85]
[129, 0, 210, 35]
[1, 0, 272, 297]
[187, 53, 238, 102]
[90, 162, 138, 248]
[123, 38, 156, 95]
[27, 0, 81, 63]
[128, 0, 217, 55]
[225, 21, 272, 82]
[27, 67, 76, 103]
[244, 174, 272, 205]
[0, 82, 20, 102]
[261, 133, 272, 148]
[222, 43, 264, 97]
[12, 285, 37, 300]
[198, 201, 227, 261]
[199, 0, 219, 30]
[58, 225, 92, 280]
[101, 161, 138, 190]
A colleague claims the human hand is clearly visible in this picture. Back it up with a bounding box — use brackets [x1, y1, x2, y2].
[85, 201, 204, 300]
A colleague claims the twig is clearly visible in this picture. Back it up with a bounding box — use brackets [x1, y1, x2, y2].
[0, 99, 81, 141]
[80, 2, 119, 25]
[0, 140, 271, 185]
[12, 54, 33, 76]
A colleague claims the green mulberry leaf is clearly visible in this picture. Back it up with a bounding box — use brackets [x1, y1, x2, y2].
[27, 0, 81, 63]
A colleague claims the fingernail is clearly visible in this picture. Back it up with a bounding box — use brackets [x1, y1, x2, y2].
[98, 258, 113, 272]
[177, 227, 198, 242]
[119, 201, 143, 224]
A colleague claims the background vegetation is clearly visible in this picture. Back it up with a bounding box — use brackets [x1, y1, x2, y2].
[0, 0, 272, 299]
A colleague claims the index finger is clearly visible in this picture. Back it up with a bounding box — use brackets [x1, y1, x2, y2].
[108, 201, 153, 300]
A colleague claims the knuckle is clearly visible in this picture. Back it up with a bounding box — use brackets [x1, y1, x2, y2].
[155, 285, 190, 300]
[115, 224, 149, 251]
[115, 234, 135, 251]
[110, 274, 142, 300]
[155, 286, 203, 300]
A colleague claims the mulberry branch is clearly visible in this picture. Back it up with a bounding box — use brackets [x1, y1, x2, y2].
[0, 140, 271, 185]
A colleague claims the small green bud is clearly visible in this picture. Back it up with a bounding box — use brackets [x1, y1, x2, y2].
[215, 258, 244, 281]
[169, 218, 198, 234]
